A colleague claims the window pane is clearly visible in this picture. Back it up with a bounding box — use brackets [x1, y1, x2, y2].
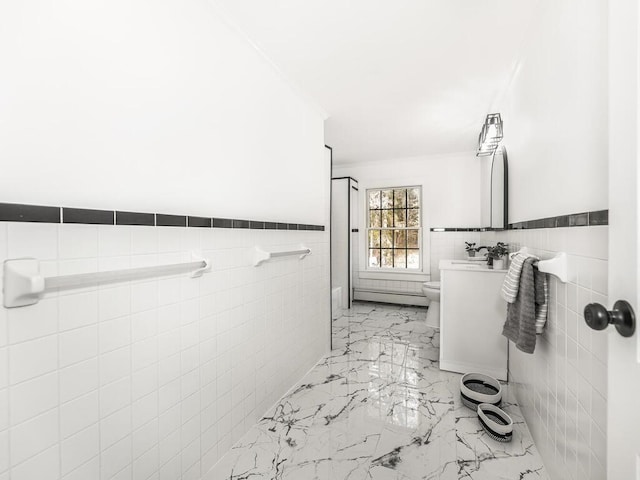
[367, 187, 420, 271]
[408, 188, 420, 208]
[369, 190, 381, 209]
[381, 190, 394, 208]
[368, 230, 380, 248]
[394, 189, 406, 208]
[382, 209, 393, 228]
[394, 249, 407, 268]
[381, 249, 393, 268]
[394, 230, 406, 248]
[407, 208, 420, 227]
[407, 249, 420, 269]
[370, 210, 381, 228]
[407, 229, 419, 248]
[381, 230, 393, 248]
[369, 249, 381, 267]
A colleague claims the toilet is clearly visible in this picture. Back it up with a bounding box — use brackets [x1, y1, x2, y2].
[422, 281, 441, 328]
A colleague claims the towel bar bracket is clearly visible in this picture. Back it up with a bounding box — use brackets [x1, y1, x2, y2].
[3, 258, 43, 308]
[509, 247, 568, 283]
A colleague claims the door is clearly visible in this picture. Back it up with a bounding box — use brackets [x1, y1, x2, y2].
[607, 0, 640, 477]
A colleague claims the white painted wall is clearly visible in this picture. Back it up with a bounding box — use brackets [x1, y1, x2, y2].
[0, 3, 332, 480]
[333, 152, 480, 299]
[333, 152, 481, 229]
[495, 0, 608, 222]
[0, 0, 326, 224]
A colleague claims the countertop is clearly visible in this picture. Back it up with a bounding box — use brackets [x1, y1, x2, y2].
[439, 259, 508, 273]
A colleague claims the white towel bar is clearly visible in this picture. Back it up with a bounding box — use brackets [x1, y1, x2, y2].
[253, 246, 311, 267]
[3, 254, 211, 308]
[509, 247, 567, 283]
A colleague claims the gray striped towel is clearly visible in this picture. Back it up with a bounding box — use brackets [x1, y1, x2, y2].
[535, 272, 549, 334]
[501, 252, 539, 303]
[502, 258, 538, 353]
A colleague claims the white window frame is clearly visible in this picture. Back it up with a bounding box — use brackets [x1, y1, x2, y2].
[365, 185, 422, 271]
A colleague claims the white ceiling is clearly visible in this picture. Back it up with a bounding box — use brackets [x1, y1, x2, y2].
[212, 0, 537, 164]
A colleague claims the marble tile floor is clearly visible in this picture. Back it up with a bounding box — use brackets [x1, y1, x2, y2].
[209, 302, 549, 480]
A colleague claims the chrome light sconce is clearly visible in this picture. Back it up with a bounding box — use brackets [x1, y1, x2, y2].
[476, 113, 503, 157]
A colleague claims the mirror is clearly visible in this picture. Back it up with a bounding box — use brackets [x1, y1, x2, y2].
[480, 146, 508, 229]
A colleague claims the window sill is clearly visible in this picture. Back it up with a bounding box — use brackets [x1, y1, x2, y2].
[359, 270, 430, 282]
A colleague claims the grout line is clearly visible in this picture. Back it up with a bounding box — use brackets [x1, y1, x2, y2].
[96, 268, 103, 480]
[128, 267, 134, 478]
[55, 222, 62, 479]
[0, 227, 10, 471]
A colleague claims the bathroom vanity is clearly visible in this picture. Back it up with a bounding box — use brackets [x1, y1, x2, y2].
[439, 260, 508, 380]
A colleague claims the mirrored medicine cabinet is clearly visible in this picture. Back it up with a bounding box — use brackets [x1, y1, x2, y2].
[480, 146, 508, 229]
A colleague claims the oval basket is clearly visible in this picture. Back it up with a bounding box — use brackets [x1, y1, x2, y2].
[460, 373, 502, 410]
[477, 403, 513, 442]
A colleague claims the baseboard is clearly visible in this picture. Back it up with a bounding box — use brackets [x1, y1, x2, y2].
[353, 288, 428, 307]
[439, 360, 507, 382]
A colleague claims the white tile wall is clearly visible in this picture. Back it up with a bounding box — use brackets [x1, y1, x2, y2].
[0, 222, 330, 480]
[504, 226, 608, 480]
[430, 231, 486, 280]
[354, 232, 496, 293]
[428, 227, 608, 479]
[351, 231, 495, 298]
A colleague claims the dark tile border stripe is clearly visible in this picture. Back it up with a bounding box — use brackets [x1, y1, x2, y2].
[430, 209, 608, 232]
[212, 218, 233, 228]
[117, 211, 154, 226]
[589, 210, 608, 225]
[63, 207, 114, 225]
[429, 227, 493, 232]
[156, 214, 186, 227]
[0, 203, 60, 223]
[233, 220, 250, 229]
[0, 202, 325, 231]
[508, 210, 608, 230]
[188, 216, 211, 228]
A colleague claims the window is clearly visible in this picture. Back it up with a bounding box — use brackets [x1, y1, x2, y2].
[367, 186, 421, 269]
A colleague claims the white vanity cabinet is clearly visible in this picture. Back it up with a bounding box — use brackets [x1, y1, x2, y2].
[439, 260, 508, 380]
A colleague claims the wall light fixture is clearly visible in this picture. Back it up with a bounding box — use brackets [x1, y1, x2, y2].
[476, 113, 503, 157]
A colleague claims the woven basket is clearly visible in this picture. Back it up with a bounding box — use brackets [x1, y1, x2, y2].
[460, 373, 502, 410]
[477, 403, 513, 442]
